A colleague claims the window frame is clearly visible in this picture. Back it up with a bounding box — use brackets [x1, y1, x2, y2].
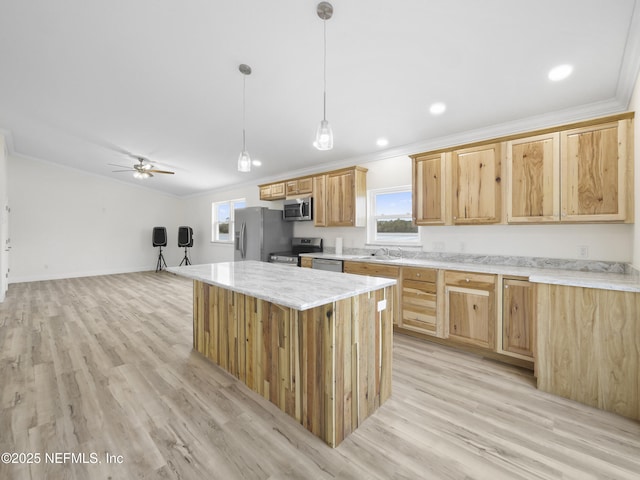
[366, 186, 421, 246]
[211, 198, 246, 243]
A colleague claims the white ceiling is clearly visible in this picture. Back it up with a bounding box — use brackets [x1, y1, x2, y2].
[1, 0, 639, 197]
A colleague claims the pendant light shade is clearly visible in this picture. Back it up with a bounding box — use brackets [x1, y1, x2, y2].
[314, 2, 333, 151]
[237, 63, 252, 172]
[314, 119, 333, 150]
[237, 150, 251, 173]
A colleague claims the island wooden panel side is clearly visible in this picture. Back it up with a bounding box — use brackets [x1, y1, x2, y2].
[192, 281, 393, 447]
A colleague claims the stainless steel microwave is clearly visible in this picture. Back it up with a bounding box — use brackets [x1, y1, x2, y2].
[283, 197, 313, 221]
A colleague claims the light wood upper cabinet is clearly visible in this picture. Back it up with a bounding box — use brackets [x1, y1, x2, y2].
[325, 167, 367, 227]
[560, 120, 630, 222]
[313, 175, 327, 227]
[506, 133, 560, 223]
[259, 182, 286, 201]
[285, 177, 313, 198]
[412, 113, 633, 226]
[444, 271, 496, 349]
[451, 143, 502, 224]
[261, 166, 366, 228]
[501, 278, 535, 359]
[413, 152, 447, 225]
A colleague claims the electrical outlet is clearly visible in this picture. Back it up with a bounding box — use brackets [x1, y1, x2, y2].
[433, 241, 445, 252]
[578, 245, 589, 259]
[459, 242, 466, 253]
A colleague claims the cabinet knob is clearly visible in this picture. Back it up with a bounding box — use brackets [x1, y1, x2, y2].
[416, 273, 421, 277]
[465, 278, 470, 283]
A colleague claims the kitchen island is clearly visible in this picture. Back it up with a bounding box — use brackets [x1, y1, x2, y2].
[168, 261, 396, 447]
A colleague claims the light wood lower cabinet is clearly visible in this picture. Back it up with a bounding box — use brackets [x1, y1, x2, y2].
[401, 266, 439, 336]
[444, 271, 496, 349]
[537, 284, 640, 421]
[501, 277, 535, 359]
[300, 257, 313, 268]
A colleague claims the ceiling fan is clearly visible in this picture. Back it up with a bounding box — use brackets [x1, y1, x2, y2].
[109, 156, 175, 179]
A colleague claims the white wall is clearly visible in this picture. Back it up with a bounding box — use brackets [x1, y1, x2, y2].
[8, 155, 185, 282]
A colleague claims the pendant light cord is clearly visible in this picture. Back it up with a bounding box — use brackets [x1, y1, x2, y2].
[322, 18, 327, 121]
[242, 74, 247, 151]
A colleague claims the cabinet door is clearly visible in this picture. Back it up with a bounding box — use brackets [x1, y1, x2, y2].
[259, 185, 272, 200]
[506, 133, 560, 223]
[300, 257, 313, 268]
[313, 175, 327, 226]
[444, 271, 496, 349]
[451, 143, 502, 224]
[502, 279, 535, 358]
[560, 121, 627, 222]
[285, 178, 312, 197]
[297, 177, 313, 194]
[327, 170, 355, 226]
[413, 153, 447, 225]
[285, 180, 299, 197]
[270, 182, 286, 199]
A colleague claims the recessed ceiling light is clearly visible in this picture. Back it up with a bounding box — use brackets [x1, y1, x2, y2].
[548, 64, 573, 81]
[252, 159, 262, 167]
[429, 102, 446, 115]
[376, 137, 389, 147]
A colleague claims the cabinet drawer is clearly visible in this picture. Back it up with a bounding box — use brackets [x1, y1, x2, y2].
[445, 271, 496, 289]
[344, 261, 400, 278]
[402, 266, 437, 282]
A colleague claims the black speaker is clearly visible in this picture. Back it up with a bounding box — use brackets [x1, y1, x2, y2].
[178, 226, 193, 247]
[152, 227, 167, 247]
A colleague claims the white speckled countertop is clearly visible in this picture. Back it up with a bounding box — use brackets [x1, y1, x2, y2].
[167, 261, 396, 310]
[300, 253, 640, 293]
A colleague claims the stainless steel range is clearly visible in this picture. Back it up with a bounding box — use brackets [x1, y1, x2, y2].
[269, 237, 323, 266]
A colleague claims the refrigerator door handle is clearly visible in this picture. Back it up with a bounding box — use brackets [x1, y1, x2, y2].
[240, 221, 247, 259]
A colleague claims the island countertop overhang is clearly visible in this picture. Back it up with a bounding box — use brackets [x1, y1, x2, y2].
[168, 261, 396, 310]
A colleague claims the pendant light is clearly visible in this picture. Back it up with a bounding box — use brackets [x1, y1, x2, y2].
[238, 63, 252, 173]
[314, 2, 334, 151]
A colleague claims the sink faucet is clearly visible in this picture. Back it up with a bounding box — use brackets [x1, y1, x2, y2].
[373, 247, 389, 256]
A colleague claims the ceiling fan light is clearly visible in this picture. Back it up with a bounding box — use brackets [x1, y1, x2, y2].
[133, 171, 151, 179]
[238, 150, 251, 173]
[314, 119, 333, 150]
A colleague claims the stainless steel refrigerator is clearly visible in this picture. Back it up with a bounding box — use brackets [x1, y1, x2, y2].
[234, 207, 293, 262]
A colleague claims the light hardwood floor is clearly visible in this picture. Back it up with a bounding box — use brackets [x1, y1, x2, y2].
[1, 272, 639, 479]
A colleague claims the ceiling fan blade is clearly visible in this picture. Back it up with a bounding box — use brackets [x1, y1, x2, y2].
[112, 169, 135, 172]
[148, 170, 175, 174]
[108, 163, 133, 169]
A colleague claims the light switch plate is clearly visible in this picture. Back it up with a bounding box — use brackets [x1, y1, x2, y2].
[377, 299, 387, 312]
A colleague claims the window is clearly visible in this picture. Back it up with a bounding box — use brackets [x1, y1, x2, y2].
[367, 186, 419, 244]
[211, 199, 246, 242]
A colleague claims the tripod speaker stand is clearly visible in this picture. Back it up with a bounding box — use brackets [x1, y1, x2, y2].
[178, 226, 193, 266]
[153, 227, 168, 272]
